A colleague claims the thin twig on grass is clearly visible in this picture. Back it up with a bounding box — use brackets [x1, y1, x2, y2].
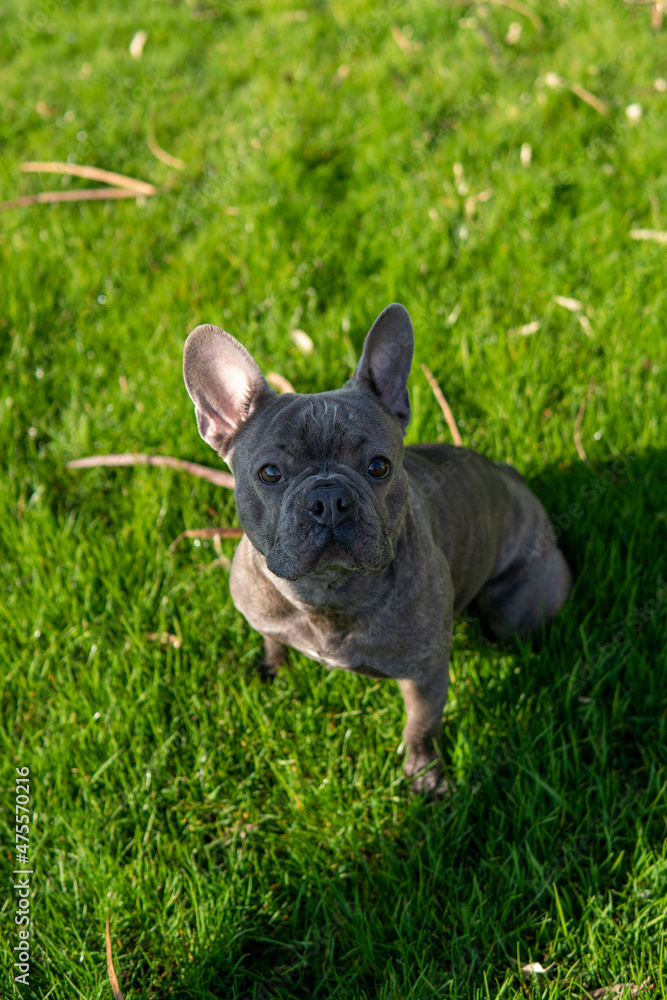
[21, 162, 156, 194]
[421, 363, 463, 446]
[67, 453, 235, 489]
[147, 131, 185, 170]
[568, 82, 609, 116]
[477, 23, 500, 61]
[169, 526, 244, 552]
[0, 161, 158, 211]
[544, 74, 608, 115]
[0, 188, 153, 212]
[573, 378, 596, 464]
[105, 913, 124, 1000]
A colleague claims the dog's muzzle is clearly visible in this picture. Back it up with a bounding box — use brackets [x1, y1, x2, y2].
[303, 477, 354, 530]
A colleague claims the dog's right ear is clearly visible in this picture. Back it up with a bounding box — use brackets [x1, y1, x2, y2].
[351, 303, 414, 434]
[183, 325, 274, 460]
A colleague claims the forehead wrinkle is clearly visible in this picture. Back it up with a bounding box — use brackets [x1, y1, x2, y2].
[304, 399, 342, 455]
[271, 394, 372, 464]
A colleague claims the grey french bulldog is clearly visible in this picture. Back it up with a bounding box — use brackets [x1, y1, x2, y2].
[183, 304, 571, 793]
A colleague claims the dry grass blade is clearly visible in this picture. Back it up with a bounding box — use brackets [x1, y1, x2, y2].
[0, 188, 152, 212]
[146, 631, 182, 648]
[576, 313, 594, 337]
[421, 363, 463, 446]
[588, 979, 653, 998]
[517, 961, 556, 979]
[574, 378, 596, 464]
[568, 82, 608, 115]
[630, 228, 667, 244]
[290, 329, 314, 353]
[509, 319, 541, 336]
[147, 131, 185, 170]
[476, 23, 500, 62]
[129, 30, 148, 60]
[390, 25, 423, 52]
[553, 295, 585, 312]
[169, 527, 244, 552]
[21, 161, 156, 194]
[544, 75, 608, 115]
[67, 453, 235, 489]
[553, 295, 594, 336]
[105, 913, 124, 1000]
[267, 372, 296, 394]
[445, 0, 543, 32]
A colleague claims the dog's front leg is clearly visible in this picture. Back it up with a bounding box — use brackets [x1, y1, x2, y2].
[259, 635, 287, 680]
[398, 663, 450, 795]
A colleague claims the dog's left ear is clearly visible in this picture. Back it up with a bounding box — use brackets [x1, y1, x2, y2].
[183, 324, 274, 462]
[352, 303, 414, 434]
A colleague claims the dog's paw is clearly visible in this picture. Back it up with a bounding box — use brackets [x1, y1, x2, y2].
[256, 661, 280, 682]
[258, 637, 287, 681]
[408, 767, 454, 798]
[404, 751, 454, 798]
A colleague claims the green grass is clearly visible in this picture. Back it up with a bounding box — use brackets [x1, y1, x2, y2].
[1, 0, 666, 996]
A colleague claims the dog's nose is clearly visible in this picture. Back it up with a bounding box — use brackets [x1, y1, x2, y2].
[304, 481, 354, 528]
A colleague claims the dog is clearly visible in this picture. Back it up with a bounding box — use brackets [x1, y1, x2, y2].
[183, 304, 571, 793]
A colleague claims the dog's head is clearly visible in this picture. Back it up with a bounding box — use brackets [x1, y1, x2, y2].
[183, 304, 414, 581]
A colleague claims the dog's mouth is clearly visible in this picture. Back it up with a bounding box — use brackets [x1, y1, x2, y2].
[263, 519, 394, 581]
[265, 534, 390, 581]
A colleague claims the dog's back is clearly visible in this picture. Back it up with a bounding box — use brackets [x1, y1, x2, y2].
[404, 443, 571, 632]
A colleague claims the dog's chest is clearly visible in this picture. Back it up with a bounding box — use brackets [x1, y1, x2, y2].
[250, 590, 445, 680]
[274, 617, 400, 678]
[230, 535, 451, 680]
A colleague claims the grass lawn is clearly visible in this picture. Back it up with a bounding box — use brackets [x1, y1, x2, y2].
[1, 0, 666, 996]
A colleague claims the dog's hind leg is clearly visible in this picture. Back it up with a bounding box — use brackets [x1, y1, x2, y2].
[474, 544, 572, 640]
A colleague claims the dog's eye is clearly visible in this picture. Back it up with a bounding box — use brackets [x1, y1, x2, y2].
[259, 464, 282, 484]
[367, 457, 390, 479]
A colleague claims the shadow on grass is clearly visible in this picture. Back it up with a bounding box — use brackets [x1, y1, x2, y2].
[112, 453, 667, 1000]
